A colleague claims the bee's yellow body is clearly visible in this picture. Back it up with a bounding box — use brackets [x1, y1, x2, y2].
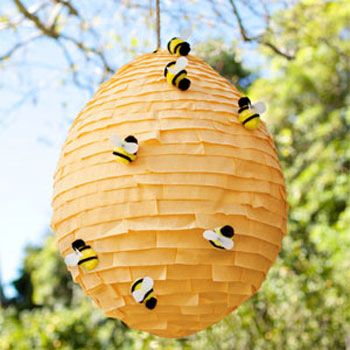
[134, 281, 142, 291]
[78, 246, 99, 271]
[113, 146, 137, 165]
[238, 109, 260, 130]
[206, 225, 234, 250]
[167, 38, 191, 56]
[164, 62, 190, 91]
[208, 228, 227, 249]
[144, 292, 155, 304]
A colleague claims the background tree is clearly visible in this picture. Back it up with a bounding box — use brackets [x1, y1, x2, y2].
[0, 0, 297, 108]
[195, 39, 254, 90]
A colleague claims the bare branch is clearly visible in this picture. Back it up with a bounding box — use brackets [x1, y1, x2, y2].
[14, 0, 59, 38]
[207, 0, 232, 27]
[228, 0, 261, 41]
[56, 39, 94, 92]
[12, 0, 114, 82]
[47, 3, 64, 31]
[53, 0, 79, 16]
[0, 35, 41, 61]
[60, 33, 114, 76]
[0, 2, 46, 30]
[228, 0, 295, 60]
[262, 40, 295, 60]
[240, 0, 265, 20]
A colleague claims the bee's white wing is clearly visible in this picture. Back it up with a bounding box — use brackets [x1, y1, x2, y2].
[203, 230, 218, 241]
[132, 290, 145, 303]
[219, 236, 234, 250]
[142, 276, 154, 290]
[175, 57, 188, 71]
[252, 101, 266, 114]
[167, 66, 176, 74]
[168, 57, 188, 75]
[123, 142, 139, 154]
[64, 252, 80, 266]
[110, 135, 123, 147]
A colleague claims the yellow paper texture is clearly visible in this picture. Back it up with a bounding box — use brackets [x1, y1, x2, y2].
[51, 50, 288, 338]
[113, 248, 177, 266]
[53, 182, 286, 220]
[53, 174, 286, 211]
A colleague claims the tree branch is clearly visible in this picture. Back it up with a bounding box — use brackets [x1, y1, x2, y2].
[53, 0, 79, 16]
[0, 35, 41, 61]
[12, 0, 114, 82]
[14, 0, 59, 38]
[60, 33, 114, 76]
[56, 39, 94, 92]
[228, 0, 295, 60]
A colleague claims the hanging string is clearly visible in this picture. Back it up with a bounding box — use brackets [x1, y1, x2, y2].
[156, 0, 161, 49]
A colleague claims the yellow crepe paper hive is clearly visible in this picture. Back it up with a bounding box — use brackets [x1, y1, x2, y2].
[51, 50, 288, 338]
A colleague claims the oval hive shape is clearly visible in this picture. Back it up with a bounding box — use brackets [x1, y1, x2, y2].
[51, 50, 288, 338]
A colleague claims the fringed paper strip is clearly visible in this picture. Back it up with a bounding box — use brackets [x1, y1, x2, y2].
[51, 50, 287, 338]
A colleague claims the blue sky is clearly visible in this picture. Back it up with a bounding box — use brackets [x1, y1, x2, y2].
[0, 80, 86, 295]
[0, 0, 268, 296]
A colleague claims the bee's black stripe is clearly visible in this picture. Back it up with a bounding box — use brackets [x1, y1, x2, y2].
[173, 42, 183, 55]
[164, 61, 176, 77]
[242, 114, 260, 125]
[113, 151, 132, 162]
[172, 69, 187, 86]
[131, 279, 143, 293]
[238, 106, 249, 113]
[78, 256, 98, 265]
[79, 246, 91, 252]
[141, 288, 153, 303]
[209, 240, 225, 250]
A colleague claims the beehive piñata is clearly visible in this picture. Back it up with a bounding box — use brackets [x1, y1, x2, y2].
[51, 48, 288, 338]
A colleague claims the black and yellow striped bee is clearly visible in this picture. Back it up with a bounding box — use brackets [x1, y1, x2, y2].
[167, 37, 191, 56]
[237, 97, 266, 130]
[131, 277, 157, 310]
[164, 57, 191, 91]
[64, 239, 99, 271]
[203, 225, 235, 250]
[110, 135, 139, 165]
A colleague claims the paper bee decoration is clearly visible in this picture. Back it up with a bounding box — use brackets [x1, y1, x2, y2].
[203, 225, 235, 250]
[110, 135, 139, 164]
[164, 57, 191, 90]
[64, 239, 99, 271]
[237, 97, 267, 130]
[131, 276, 158, 310]
[167, 37, 191, 56]
[51, 49, 287, 338]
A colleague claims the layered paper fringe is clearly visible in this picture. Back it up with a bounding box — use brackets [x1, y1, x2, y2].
[51, 50, 288, 338]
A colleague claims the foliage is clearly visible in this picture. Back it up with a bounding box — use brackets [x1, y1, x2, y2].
[195, 39, 254, 90]
[1, 0, 350, 349]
